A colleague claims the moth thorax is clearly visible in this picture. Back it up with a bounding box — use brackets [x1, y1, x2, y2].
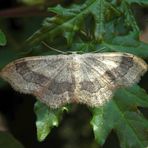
[69, 57, 81, 71]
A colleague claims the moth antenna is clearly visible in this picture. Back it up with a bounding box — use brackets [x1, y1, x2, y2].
[42, 41, 67, 54]
[91, 47, 107, 53]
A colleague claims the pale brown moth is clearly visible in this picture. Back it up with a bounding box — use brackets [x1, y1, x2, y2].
[0, 52, 147, 108]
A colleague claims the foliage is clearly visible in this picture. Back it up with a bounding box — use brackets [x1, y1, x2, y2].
[29, 0, 148, 147]
[30, 0, 148, 148]
[0, 0, 148, 147]
[34, 101, 69, 141]
[90, 85, 148, 147]
[0, 30, 6, 46]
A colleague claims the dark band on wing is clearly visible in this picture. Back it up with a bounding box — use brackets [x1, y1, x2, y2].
[48, 75, 76, 94]
[15, 61, 49, 86]
[80, 79, 101, 93]
[117, 55, 133, 75]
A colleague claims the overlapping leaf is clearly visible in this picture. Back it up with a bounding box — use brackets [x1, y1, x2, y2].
[29, 0, 148, 147]
[26, 0, 148, 51]
[90, 85, 148, 148]
[26, 0, 120, 46]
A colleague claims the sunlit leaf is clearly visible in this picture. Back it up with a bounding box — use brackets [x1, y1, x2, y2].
[34, 101, 68, 141]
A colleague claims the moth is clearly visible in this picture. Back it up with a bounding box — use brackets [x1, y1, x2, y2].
[0, 52, 147, 108]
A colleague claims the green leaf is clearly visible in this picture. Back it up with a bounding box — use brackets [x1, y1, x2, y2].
[125, 0, 148, 5]
[90, 85, 148, 147]
[102, 32, 148, 58]
[120, 1, 140, 33]
[34, 101, 68, 142]
[25, 0, 122, 46]
[48, 4, 81, 17]
[26, 3, 86, 46]
[0, 30, 6, 46]
[0, 132, 24, 148]
[91, 0, 105, 40]
[102, 42, 148, 58]
[24, 1, 148, 146]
